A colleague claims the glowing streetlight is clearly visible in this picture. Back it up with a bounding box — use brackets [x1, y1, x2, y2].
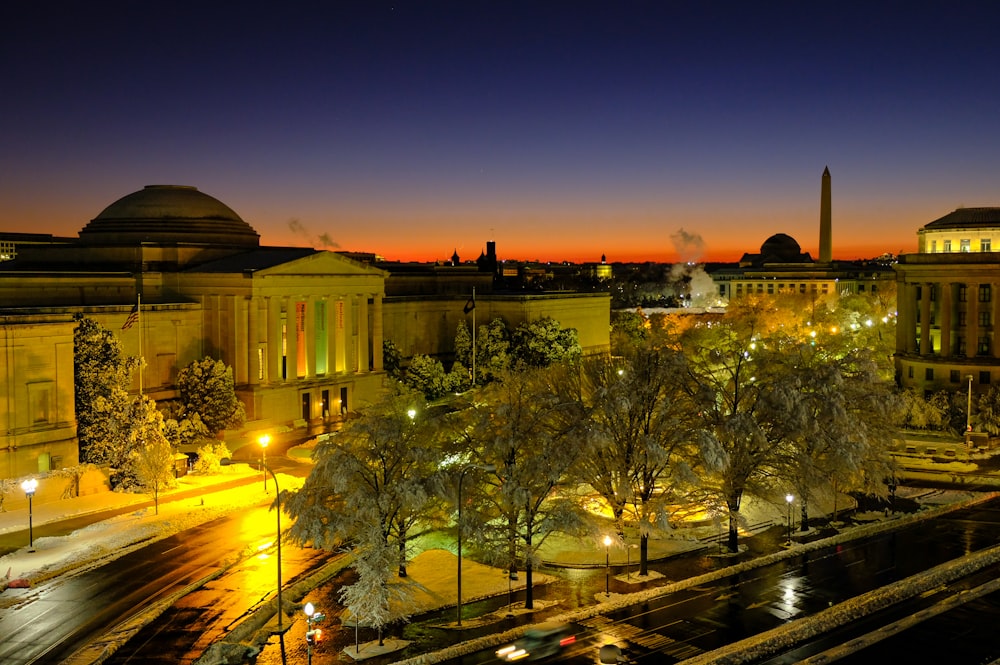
[21, 478, 37, 552]
[304, 602, 325, 665]
[603, 535, 613, 597]
[785, 494, 794, 545]
[967, 375, 974, 433]
[259, 434, 271, 491]
[457, 462, 495, 626]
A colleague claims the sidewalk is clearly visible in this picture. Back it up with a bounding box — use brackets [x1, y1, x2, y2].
[0, 466, 275, 589]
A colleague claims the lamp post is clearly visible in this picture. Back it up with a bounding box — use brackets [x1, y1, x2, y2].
[603, 535, 612, 597]
[259, 434, 270, 491]
[21, 478, 37, 552]
[457, 462, 495, 626]
[304, 602, 325, 665]
[967, 375, 974, 432]
[785, 494, 794, 545]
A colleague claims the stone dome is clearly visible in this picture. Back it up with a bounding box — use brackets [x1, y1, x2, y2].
[759, 233, 802, 261]
[78, 185, 260, 246]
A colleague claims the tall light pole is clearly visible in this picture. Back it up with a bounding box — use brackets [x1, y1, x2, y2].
[785, 494, 794, 545]
[967, 375, 974, 432]
[259, 434, 271, 492]
[21, 478, 37, 552]
[603, 535, 612, 597]
[457, 462, 495, 626]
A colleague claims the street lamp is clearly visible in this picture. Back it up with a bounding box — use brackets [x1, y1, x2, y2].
[304, 602, 325, 665]
[457, 462, 495, 626]
[21, 478, 37, 552]
[221, 458, 285, 664]
[967, 375, 974, 432]
[785, 494, 794, 545]
[603, 535, 613, 597]
[259, 434, 271, 492]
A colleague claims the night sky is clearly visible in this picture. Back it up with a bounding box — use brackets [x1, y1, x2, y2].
[3, 1, 1000, 263]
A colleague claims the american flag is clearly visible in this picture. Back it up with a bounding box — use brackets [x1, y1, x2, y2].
[121, 303, 139, 330]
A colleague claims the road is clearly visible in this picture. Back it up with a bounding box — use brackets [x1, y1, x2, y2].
[438, 498, 1000, 664]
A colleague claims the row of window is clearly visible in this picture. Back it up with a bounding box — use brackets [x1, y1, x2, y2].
[909, 365, 993, 385]
[917, 310, 993, 327]
[913, 333, 991, 355]
[929, 238, 993, 252]
[734, 282, 831, 295]
[916, 283, 993, 303]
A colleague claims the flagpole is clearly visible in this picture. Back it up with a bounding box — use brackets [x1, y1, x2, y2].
[137, 293, 143, 395]
[471, 287, 476, 386]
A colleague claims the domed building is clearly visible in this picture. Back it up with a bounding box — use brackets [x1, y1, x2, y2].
[0, 185, 610, 482]
[0, 185, 390, 478]
[712, 169, 892, 302]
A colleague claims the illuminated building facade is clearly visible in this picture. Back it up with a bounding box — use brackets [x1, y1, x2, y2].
[894, 207, 1000, 394]
[0, 185, 609, 479]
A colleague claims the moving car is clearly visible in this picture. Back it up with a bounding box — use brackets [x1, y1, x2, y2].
[495, 622, 575, 661]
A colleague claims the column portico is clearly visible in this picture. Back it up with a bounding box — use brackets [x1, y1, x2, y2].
[287, 298, 300, 380]
[267, 296, 282, 384]
[919, 283, 932, 356]
[940, 282, 952, 357]
[969, 282, 980, 356]
[248, 296, 260, 385]
[305, 295, 316, 378]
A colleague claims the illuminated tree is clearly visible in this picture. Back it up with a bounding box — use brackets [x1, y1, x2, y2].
[578, 347, 697, 575]
[285, 386, 444, 578]
[176, 357, 246, 436]
[74, 314, 139, 468]
[458, 366, 591, 609]
[132, 406, 175, 515]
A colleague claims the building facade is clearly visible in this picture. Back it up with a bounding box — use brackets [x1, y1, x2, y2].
[0, 185, 610, 480]
[894, 207, 1000, 394]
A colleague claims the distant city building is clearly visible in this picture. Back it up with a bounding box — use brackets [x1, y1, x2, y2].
[711, 168, 894, 301]
[895, 207, 1000, 395]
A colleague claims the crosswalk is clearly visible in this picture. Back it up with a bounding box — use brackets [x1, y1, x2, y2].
[580, 615, 704, 660]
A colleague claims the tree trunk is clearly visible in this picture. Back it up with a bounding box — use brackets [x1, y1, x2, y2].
[524, 531, 534, 609]
[639, 533, 649, 576]
[800, 497, 809, 532]
[727, 494, 742, 553]
[398, 536, 407, 577]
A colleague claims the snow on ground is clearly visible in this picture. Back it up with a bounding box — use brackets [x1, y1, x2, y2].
[0, 464, 303, 594]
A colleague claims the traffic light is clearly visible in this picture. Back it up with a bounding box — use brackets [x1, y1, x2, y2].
[306, 628, 322, 645]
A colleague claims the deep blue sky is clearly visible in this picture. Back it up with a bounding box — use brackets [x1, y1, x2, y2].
[3, 1, 1000, 262]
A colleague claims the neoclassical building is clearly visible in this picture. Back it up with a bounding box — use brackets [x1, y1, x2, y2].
[0, 185, 610, 479]
[895, 207, 1000, 393]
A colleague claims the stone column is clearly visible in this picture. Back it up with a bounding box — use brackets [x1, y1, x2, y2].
[993, 282, 1000, 358]
[343, 296, 355, 374]
[919, 283, 932, 356]
[357, 294, 369, 372]
[968, 282, 980, 356]
[372, 294, 383, 371]
[267, 296, 282, 384]
[305, 295, 316, 378]
[248, 296, 260, 386]
[326, 298, 339, 373]
[286, 297, 299, 380]
[940, 282, 952, 357]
